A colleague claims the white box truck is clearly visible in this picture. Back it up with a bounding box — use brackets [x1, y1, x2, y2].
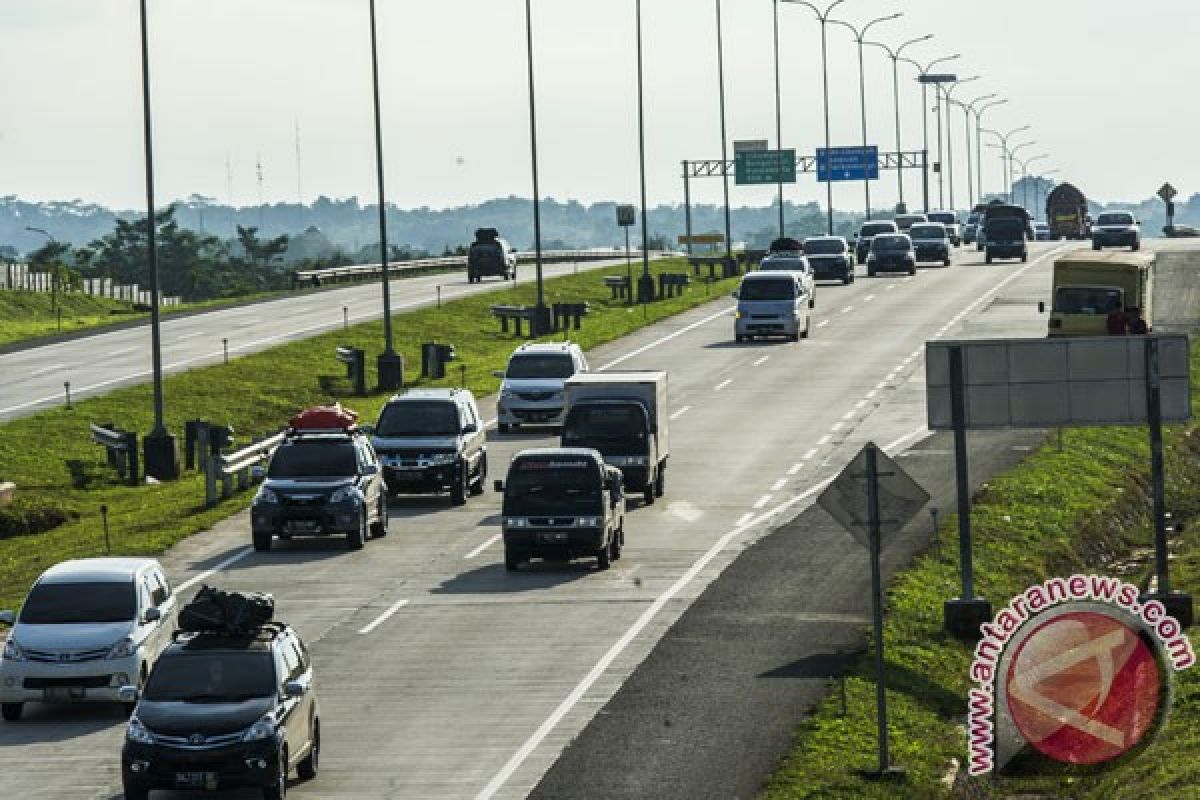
[562, 371, 669, 505]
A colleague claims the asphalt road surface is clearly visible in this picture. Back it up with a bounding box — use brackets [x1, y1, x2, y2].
[0, 256, 645, 421]
[2, 240, 1190, 799]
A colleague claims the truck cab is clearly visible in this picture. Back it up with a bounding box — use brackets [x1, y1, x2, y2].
[495, 449, 625, 572]
[1043, 251, 1155, 337]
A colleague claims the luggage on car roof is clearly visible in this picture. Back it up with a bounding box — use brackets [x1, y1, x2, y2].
[179, 585, 275, 635]
[289, 403, 358, 431]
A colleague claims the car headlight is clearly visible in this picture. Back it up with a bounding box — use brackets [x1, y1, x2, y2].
[2, 638, 26, 662]
[126, 716, 155, 745]
[735, 311, 743, 319]
[242, 713, 278, 742]
[427, 453, 457, 466]
[577, 517, 600, 527]
[330, 486, 362, 504]
[255, 487, 279, 505]
[505, 517, 528, 528]
[107, 637, 137, 660]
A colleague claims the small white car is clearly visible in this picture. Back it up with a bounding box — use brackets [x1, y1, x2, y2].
[0, 558, 178, 721]
[734, 272, 812, 342]
[493, 342, 589, 433]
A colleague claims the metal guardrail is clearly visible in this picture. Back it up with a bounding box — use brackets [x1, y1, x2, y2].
[205, 431, 286, 508]
[291, 249, 672, 289]
[90, 423, 139, 486]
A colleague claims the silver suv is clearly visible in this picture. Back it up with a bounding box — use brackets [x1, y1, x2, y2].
[494, 342, 589, 433]
[0, 558, 178, 721]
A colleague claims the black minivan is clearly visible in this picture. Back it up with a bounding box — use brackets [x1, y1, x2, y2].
[121, 623, 320, 800]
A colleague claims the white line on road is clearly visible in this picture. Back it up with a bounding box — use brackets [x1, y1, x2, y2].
[753, 495, 773, 510]
[598, 305, 734, 371]
[752, 356, 770, 367]
[886, 284, 896, 290]
[109, 347, 136, 357]
[863, 295, 876, 302]
[175, 331, 206, 341]
[817, 434, 831, 446]
[831, 421, 845, 432]
[176, 548, 254, 594]
[714, 379, 733, 392]
[736, 512, 756, 527]
[865, 390, 878, 400]
[855, 400, 868, 410]
[842, 410, 856, 420]
[771, 478, 787, 491]
[787, 463, 803, 476]
[29, 363, 67, 377]
[475, 425, 933, 800]
[669, 405, 692, 421]
[803, 448, 818, 460]
[817, 320, 830, 328]
[841, 306, 854, 314]
[465, 534, 501, 560]
[358, 599, 410, 635]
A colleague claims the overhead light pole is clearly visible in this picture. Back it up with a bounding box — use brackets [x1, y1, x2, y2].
[771, 0, 785, 239]
[1033, 167, 1060, 222]
[950, 93, 995, 210]
[521, 0, 552, 334]
[635, 0, 655, 304]
[865, 33, 933, 213]
[901, 53, 960, 213]
[1009, 140, 1038, 205]
[973, 98, 1008, 202]
[784, 0, 848, 235]
[137, 0, 178, 480]
[24, 226, 60, 313]
[982, 125, 1032, 202]
[367, 0, 403, 387]
[938, 75, 978, 213]
[1018, 152, 1049, 213]
[715, 0, 733, 259]
[829, 12, 902, 221]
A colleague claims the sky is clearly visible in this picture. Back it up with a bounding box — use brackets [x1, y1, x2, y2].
[0, 0, 1193, 216]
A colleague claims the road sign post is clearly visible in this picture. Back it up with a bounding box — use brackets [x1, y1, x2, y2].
[819, 442, 929, 778]
[1158, 183, 1178, 230]
[617, 205, 636, 307]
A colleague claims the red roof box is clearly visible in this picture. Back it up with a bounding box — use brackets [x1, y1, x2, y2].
[289, 403, 359, 432]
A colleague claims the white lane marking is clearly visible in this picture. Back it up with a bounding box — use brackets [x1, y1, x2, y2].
[842, 410, 856, 421]
[831, 421, 845, 432]
[771, 478, 788, 491]
[598, 305, 734, 371]
[840, 306, 854, 314]
[817, 434, 831, 446]
[475, 425, 932, 800]
[863, 294, 876, 302]
[817, 320, 830, 328]
[176, 548, 254, 594]
[787, 463, 803, 476]
[865, 390, 878, 399]
[358, 599, 410, 635]
[714, 379, 733, 392]
[465, 533, 501, 560]
[753, 495, 773, 510]
[886, 284, 896, 290]
[803, 448, 819, 460]
[109, 347, 137, 357]
[175, 331, 206, 341]
[855, 400, 868, 410]
[29, 363, 67, 377]
[669, 405, 692, 421]
[753, 356, 770, 367]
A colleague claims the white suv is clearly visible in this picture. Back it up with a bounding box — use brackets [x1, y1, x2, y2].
[0, 558, 178, 721]
[494, 342, 589, 433]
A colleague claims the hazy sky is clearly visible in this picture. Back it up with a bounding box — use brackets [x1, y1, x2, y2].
[1, 0, 1192, 215]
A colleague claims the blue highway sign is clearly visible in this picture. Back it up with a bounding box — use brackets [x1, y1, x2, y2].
[817, 146, 880, 183]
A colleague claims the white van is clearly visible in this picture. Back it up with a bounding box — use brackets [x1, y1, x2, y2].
[733, 272, 812, 343]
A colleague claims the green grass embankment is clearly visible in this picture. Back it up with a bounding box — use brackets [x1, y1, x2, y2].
[762, 348, 1200, 799]
[0, 290, 143, 347]
[0, 258, 735, 610]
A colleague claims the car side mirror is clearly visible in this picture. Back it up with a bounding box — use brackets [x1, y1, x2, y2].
[462, 423, 477, 434]
[284, 681, 306, 699]
[494, 480, 505, 493]
[361, 464, 379, 476]
[0, 610, 14, 626]
[1038, 301, 1046, 314]
[359, 424, 375, 435]
[118, 686, 140, 705]
[491, 370, 505, 379]
[143, 607, 162, 624]
[251, 464, 267, 480]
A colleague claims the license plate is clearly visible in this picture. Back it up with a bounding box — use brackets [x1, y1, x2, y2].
[288, 520, 319, 532]
[44, 687, 81, 702]
[539, 533, 570, 543]
[175, 772, 217, 789]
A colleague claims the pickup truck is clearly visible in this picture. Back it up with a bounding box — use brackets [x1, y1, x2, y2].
[562, 371, 669, 505]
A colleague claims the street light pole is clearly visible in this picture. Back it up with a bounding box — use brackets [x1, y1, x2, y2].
[940, 76, 979, 213]
[830, 13, 902, 221]
[1033, 167, 1060, 222]
[772, 0, 785, 239]
[24, 226, 59, 313]
[951, 93, 995, 210]
[1009, 140, 1038, 206]
[981, 125, 1031, 203]
[368, 0, 403, 387]
[522, 0, 551, 334]
[865, 34, 933, 212]
[1019, 153, 1049, 214]
[784, 0, 847, 235]
[635, 0, 655, 304]
[716, 0, 733, 258]
[974, 99, 1008, 201]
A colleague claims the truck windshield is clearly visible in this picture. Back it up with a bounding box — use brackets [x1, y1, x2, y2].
[20, 581, 136, 624]
[375, 401, 460, 437]
[563, 406, 648, 443]
[506, 355, 575, 379]
[803, 239, 845, 255]
[506, 460, 602, 514]
[268, 441, 357, 478]
[1054, 287, 1123, 315]
[144, 652, 276, 702]
[759, 258, 806, 272]
[739, 278, 795, 301]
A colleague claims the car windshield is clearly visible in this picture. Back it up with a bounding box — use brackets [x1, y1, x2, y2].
[376, 401, 460, 437]
[803, 239, 845, 255]
[1097, 213, 1134, 225]
[739, 278, 796, 301]
[1054, 287, 1123, 315]
[268, 441, 358, 478]
[20, 581, 136, 624]
[872, 235, 910, 251]
[505, 459, 602, 513]
[506, 354, 575, 379]
[144, 651, 276, 703]
[760, 258, 806, 272]
[860, 223, 896, 237]
[910, 225, 945, 239]
[563, 405, 648, 442]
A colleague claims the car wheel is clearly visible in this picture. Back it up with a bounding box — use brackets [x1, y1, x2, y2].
[612, 524, 624, 560]
[297, 719, 319, 781]
[370, 497, 388, 538]
[504, 546, 521, 572]
[253, 530, 273, 552]
[470, 454, 488, 496]
[1132, 242, 1140, 252]
[790, 332, 801, 342]
[609, 533, 621, 563]
[121, 782, 149, 800]
[867, 268, 877, 278]
[347, 513, 366, 550]
[1, 703, 23, 722]
[908, 266, 917, 276]
[123, 665, 147, 717]
[596, 541, 612, 571]
[643, 484, 655, 506]
[843, 272, 853, 285]
[654, 465, 665, 498]
[1021, 253, 1028, 263]
[944, 258, 952, 267]
[986, 254, 994, 265]
[450, 463, 469, 506]
[263, 747, 288, 800]
[498, 423, 513, 434]
[809, 294, 815, 310]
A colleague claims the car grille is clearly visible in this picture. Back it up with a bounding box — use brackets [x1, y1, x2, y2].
[282, 494, 327, 506]
[381, 451, 454, 468]
[24, 675, 112, 689]
[154, 731, 246, 750]
[24, 647, 109, 663]
[517, 391, 555, 402]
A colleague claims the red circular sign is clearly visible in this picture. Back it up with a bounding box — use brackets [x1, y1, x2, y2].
[1005, 611, 1163, 765]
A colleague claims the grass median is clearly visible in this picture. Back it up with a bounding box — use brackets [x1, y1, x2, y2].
[761, 347, 1200, 799]
[0, 257, 736, 610]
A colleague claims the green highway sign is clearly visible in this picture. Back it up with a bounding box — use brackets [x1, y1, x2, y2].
[734, 149, 796, 185]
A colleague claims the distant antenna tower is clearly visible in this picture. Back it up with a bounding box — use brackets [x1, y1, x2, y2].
[295, 120, 305, 230]
[256, 154, 265, 230]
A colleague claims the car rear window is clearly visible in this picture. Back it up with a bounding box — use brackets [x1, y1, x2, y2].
[861, 222, 897, 237]
[760, 258, 806, 272]
[872, 235, 910, 250]
[1097, 213, 1134, 225]
[910, 225, 945, 238]
[20, 581, 136, 624]
[803, 239, 845, 255]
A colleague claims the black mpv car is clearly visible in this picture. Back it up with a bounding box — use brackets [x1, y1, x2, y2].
[121, 623, 319, 799]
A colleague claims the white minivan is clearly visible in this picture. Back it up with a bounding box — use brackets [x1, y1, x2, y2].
[734, 272, 812, 343]
[0, 558, 178, 721]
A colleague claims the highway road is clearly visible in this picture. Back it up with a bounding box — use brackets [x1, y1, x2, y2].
[3, 240, 1187, 799]
[0, 256, 644, 422]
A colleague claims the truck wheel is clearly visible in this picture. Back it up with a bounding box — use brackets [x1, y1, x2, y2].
[253, 530, 273, 552]
[1132, 242, 1140, 252]
[654, 466, 665, 498]
[1021, 253, 1028, 263]
[121, 783, 149, 800]
[450, 463, 469, 506]
[643, 484, 655, 506]
[986, 254, 994, 265]
[1093, 242, 1102, 251]
[504, 547, 521, 572]
[596, 542, 612, 571]
[1, 703, 23, 722]
[943, 258, 952, 267]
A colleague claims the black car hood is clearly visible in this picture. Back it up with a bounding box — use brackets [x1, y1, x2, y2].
[139, 696, 274, 736]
